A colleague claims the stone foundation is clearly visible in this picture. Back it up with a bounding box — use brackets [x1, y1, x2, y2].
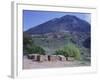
[27, 54, 69, 62]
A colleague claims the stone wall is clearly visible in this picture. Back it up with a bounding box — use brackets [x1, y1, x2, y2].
[27, 54, 67, 62]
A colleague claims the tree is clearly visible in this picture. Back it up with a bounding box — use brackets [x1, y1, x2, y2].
[23, 33, 46, 55]
[27, 45, 45, 55]
[23, 33, 34, 55]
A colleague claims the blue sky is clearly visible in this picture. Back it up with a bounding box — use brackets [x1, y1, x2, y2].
[23, 10, 91, 31]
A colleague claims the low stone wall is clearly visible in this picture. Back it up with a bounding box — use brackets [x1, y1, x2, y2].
[37, 55, 48, 62]
[27, 54, 39, 61]
[58, 55, 66, 61]
[48, 55, 58, 61]
[27, 54, 67, 62]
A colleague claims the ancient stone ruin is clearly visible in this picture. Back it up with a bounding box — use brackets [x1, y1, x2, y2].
[27, 54, 67, 62]
[58, 55, 66, 61]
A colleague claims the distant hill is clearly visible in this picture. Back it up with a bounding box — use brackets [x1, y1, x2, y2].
[25, 15, 90, 35]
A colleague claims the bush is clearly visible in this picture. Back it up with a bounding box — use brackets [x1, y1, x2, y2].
[63, 43, 81, 60]
[27, 45, 45, 55]
[55, 50, 68, 57]
[23, 33, 46, 55]
[55, 43, 81, 60]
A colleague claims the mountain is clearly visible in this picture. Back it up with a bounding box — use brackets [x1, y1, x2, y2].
[25, 15, 90, 35]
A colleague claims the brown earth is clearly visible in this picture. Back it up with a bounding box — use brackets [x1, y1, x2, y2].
[23, 56, 90, 69]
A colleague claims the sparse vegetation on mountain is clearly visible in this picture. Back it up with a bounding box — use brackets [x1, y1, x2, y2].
[83, 37, 90, 48]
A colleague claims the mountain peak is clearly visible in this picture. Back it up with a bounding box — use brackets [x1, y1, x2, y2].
[25, 15, 90, 35]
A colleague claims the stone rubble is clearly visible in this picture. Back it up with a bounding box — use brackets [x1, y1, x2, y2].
[27, 54, 69, 62]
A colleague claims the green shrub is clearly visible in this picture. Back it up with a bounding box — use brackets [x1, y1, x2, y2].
[27, 45, 45, 55]
[55, 43, 81, 60]
[55, 50, 68, 57]
[63, 43, 81, 60]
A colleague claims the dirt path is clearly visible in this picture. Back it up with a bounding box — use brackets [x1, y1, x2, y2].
[23, 56, 90, 69]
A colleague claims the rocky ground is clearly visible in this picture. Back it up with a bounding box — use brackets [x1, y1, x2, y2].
[23, 56, 90, 69]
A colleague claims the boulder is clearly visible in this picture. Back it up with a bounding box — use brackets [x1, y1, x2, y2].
[44, 55, 48, 61]
[58, 55, 66, 61]
[27, 54, 35, 59]
[27, 54, 39, 61]
[48, 55, 58, 61]
[37, 55, 48, 62]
